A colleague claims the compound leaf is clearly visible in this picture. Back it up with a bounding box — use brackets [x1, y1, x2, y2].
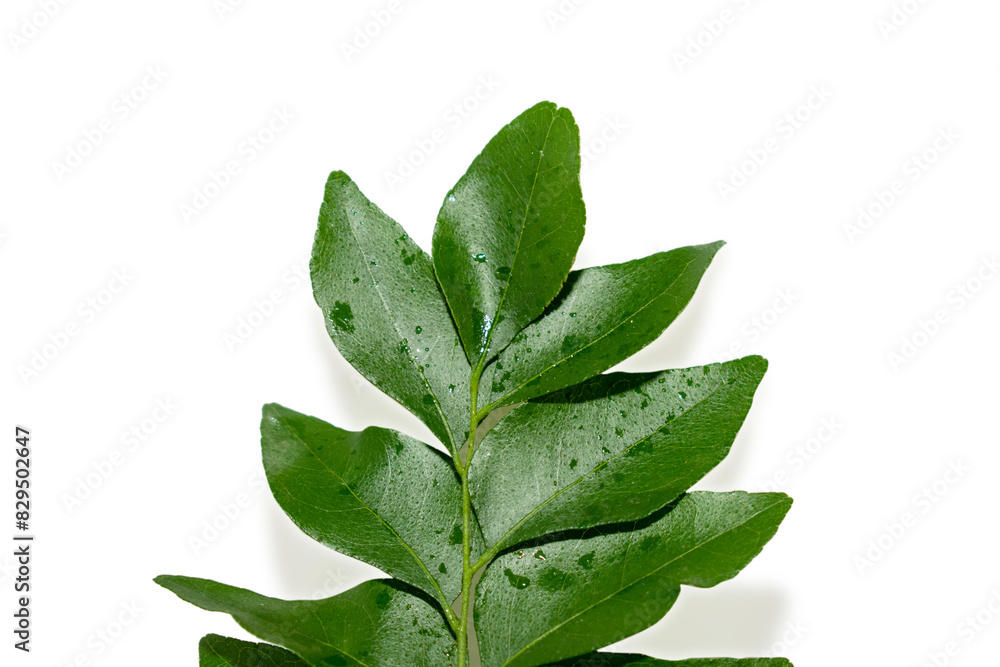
[312, 171, 471, 453]
[433, 101, 585, 364]
[475, 492, 792, 667]
[198, 634, 309, 667]
[478, 242, 725, 410]
[262, 403, 481, 607]
[162, 101, 794, 667]
[470, 357, 767, 552]
[156, 577, 456, 667]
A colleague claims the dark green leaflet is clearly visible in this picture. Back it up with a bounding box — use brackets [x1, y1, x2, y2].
[198, 634, 310, 667]
[261, 403, 482, 607]
[477, 242, 724, 410]
[312, 171, 471, 454]
[475, 492, 792, 667]
[433, 101, 585, 364]
[470, 357, 768, 552]
[156, 577, 456, 667]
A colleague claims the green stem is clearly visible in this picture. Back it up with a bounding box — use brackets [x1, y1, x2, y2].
[470, 542, 505, 575]
[455, 353, 489, 667]
[456, 356, 485, 667]
[456, 465, 473, 667]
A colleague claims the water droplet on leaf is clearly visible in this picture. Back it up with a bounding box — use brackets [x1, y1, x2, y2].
[329, 302, 355, 334]
[503, 568, 530, 589]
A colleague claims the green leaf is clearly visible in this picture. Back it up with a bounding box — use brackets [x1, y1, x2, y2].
[470, 357, 767, 552]
[478, 242, 725, 410]
[198, 634, 310, 667]
[433, 101, 585, 364]
[475, 492, 792, 667]
[548, 656, 792, 667]
[262, 403, 482, 607]
[161, 102, 796, 667]
[156, 576, 456, 667]
[483, 573, 680, 667]
[312, 171, 471, 453]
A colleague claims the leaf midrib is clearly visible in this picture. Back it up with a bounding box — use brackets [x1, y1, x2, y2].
[487, 253, 699, 409]
[480, 363, 758, 551]
[336, 196, 461, 454]
[497, 495, 790, 667]
[207, 634, 319, 667]
[260, 617, 369, 667]
[184, 581, 371, 667]
[480, 110, 562, 361]
[274, 412, 453, 610]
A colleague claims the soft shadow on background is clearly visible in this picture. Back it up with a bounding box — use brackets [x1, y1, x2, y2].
[611, 258, 716, 374]
[612, 256, 763, 492]
[266, 501, 383, 599]
[612, 585, 789, 658]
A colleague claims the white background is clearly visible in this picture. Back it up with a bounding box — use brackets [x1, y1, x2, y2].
[2, 1, 999, 666]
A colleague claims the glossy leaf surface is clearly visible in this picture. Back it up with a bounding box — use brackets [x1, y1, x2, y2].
[433, 101, 585, 364]
[470, 357, 767, 551]
[262, 403, 479, 606]
[312, 171, 471, 452]
[156, 577, 456, 667]
[475, 492, 792, 667]
[478, 243, 724, 410]
[161, 101, 794, 667]
[198, 634, 309, 667]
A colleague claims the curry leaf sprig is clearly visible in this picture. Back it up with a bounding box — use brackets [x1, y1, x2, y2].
[156, 102, 794, 667]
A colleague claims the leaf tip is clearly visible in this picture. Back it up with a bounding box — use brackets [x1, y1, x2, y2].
[768, 492, 795, 518]
[325, 169, 351, 186]
[261, 402, 283, 418]
[322, 170, 357, 205]
[529, 99, 558, 114]
[744, 354, 769, 374]
[153, 574, 184, 593]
